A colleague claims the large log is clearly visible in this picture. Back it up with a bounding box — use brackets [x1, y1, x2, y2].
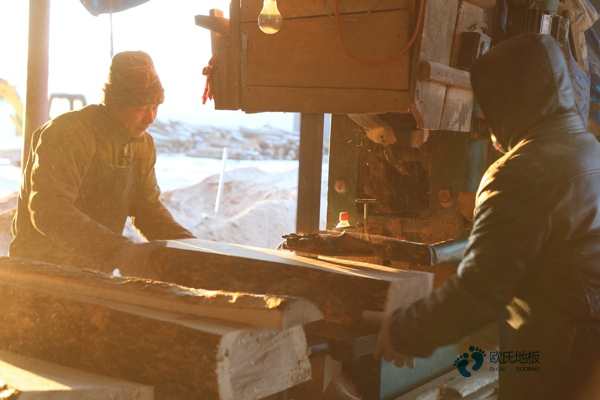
[140, 239, 425, 326]
[0, 257, 322, 330]
[0, 258, 313, 400]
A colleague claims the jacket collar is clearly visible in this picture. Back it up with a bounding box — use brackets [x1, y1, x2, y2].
[522, 110, 586, 144]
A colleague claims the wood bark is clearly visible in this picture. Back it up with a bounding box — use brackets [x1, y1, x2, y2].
[141, 239, 423, 326]
[0, 258, 312, 400]
[0, 258, 322, 330]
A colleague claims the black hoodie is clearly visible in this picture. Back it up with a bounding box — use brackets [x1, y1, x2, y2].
[471, 33, 585, 151]
[390, 34, 600, 399]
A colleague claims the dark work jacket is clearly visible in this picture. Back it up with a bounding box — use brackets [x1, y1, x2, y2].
[10, 104, 193, 270]
[390, 34, 600, 399]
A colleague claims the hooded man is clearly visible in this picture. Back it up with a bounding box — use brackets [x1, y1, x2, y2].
[10, 51, 194, 274]
[378, 34, 600, 399]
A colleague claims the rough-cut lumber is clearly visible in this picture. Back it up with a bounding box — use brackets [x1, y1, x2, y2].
[0, 262, 312, 400]
[439, 87, 474, 132]
[463, 0, 496, 8]
[0, 258, 322, 330]
[0, 351, 154, 400]
[140, 239, 427, 326]
[195, 14, 230, 35]
[441, 369, 498, 399]
[411, 0, 459, 130]
[419, 61, 471, 90]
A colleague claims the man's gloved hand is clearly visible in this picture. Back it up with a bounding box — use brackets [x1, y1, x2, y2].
[375, 312, 416, 368]
[110, 242, 162, 278]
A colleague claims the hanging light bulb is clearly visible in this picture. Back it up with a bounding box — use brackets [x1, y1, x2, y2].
[258, 0, 283, 34]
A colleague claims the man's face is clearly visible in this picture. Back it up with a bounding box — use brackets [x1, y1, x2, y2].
[115, 103, 159, 138]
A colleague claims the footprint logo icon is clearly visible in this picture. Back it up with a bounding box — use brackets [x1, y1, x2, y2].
[469, 346, 486, 371]
[454, 353, 472, 378]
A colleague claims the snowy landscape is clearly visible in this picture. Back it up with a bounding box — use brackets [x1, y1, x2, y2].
[0, 118, 329, 256]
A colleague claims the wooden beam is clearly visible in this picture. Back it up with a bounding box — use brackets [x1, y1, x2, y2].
[0, 259, 312, 400]
[411, 0, 460, 130]
[195, 13, 230, 35]
[23, 0, 50, 167]
[0, 257, 321, 330]
[418, 60, 472, 90]
[463, 0, 496, 8]
[296, 113, 324, 234]
[141, 239, 429, 326]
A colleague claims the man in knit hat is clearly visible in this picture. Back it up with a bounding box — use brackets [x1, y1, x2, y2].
[10, 51, 194, 274]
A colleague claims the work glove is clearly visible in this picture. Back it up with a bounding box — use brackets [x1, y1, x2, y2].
[375, 312, 416, 368]
[110, 242, 162, 278]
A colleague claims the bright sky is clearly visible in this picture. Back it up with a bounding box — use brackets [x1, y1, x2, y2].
[0, 0, 296, 131]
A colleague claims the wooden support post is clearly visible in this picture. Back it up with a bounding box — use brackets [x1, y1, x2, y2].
[296, 113, 324, 234]
[23, 0, 50, 167]
[327, 115, 361, 229]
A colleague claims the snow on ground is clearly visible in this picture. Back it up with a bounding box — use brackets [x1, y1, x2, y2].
[0, 116, 328, 255]
[0, 161, 21, 198]
[155, 154, 298, 191]
[0, 154, 328, 255]
[159, 166, 300, 248]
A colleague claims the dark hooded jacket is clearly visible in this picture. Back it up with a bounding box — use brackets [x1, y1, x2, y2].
[390, 34, 600, 399]
[10, 104, 193, 270]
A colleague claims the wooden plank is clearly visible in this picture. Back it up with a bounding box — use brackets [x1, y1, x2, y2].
[441, 369, 498, 398]
[242, 86, 411, 113]
[412, 81, 447, 130]
[463, 0, 496, 8]
[228, 0, 242, 107]
[240, 0, 410, 21]
[418, 0, 459, 65]
[439, 87, 473, 132]
[411, 0, 459, 130]
[0, 279, 311, 400]
[418, 61, 471, 89]
[451, 1, 486, 67]
[436, 0, 483, 132]
[242, 10, 410, 90]
[0, 351, 153, 400]
[207, 7, 241, 110]
[297, 113, 324, 234]
[0, 258, 321, 330]
[142, 239, 413, 325]
[196, 13, 229, 35]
